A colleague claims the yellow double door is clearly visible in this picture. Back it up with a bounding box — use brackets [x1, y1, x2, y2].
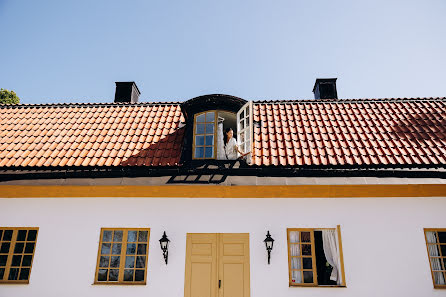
[184, 233, 250, 297]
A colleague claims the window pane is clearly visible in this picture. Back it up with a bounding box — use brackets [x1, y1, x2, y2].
[205, 135, 213, 146]
[0, 268, 4, 280]
[291, 257, 301, 269]
[124, 269, 133, 281]
[439, 232, 446, 243]
[22, 255, 32, 267]
[127, 231, 137, 243]
[8, 268, 19, 280]
[431, 257, 443, 271]
[240, 119, 245, 130]
[290, 244, 300, 256]
[205, 112, 215, 122]
[441, 245, 446, 256]
[196, 123, 205, 134]
[127, 243, 136, 255]
[102, 231, 112, 242]
[302, 244, 312, 256]
[27, 230, 37, 241]
[112, 243, 121, 255]
[303, 271, 313, 283]
[24, 243, 35, 254]
[301, 232, 311, 243]
[11, 255, 22, 266]
[246, 107, 249, 117]
[0, 230, 2, 240]
[138, 231, 148, 242]
[19, 268, 30, 280]
[98, 269, 107, 281]
[0, 255, 7, 266]
[109, 269, 119, 281]
[434, 271, 445, 285]
[125, 256, 135, 268]
[99, 256, 109, 268]
[195, 135, 204, 146]
[291, 270, 302, 284]
[136, 256, 146, 268]
[17, 230, 27, 241]
[195, 147, 204, 158]
[289, 231, 299, 243]
[110, 256, 120, 268]
[196, 113, 206, 122]
[14, 243, 24, 254]
[137, 244, 147, 255]
[302, 257, 312, 269]
[205, 147, 213, 158]
[101, 243, 111, 255]
[135, 270, 145, 282]
[0, 242, 10, 253]
[113, 231, 123, 242]
[205, 123, 214, 134]
[3, 230, 12, 241]
[240, 110, 245, 119]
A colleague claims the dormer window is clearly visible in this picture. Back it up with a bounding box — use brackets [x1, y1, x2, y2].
[182, 94, 252, 163]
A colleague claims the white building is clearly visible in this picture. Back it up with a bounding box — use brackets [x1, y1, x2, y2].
[1, 80, 445, 297]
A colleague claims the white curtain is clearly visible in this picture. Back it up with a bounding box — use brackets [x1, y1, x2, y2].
[216, 122, 226, 160]
[322, 229, 342, 285]
[426, 231, 445, 285]
[289, 231, 302, 283]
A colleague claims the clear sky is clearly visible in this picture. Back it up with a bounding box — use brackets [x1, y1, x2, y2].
[1, 0, 445, 104]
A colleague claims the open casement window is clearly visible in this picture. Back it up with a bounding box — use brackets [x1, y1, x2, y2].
[0, 227, 38, 284]
[287, 226, 346, 287]
[424, 229, 446, 288]
[236, 101, 253, 164]
[94, 228, 150, 285]
[193, 111, 217, 159]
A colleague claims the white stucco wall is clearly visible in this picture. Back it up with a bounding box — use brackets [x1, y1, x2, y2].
[0, 196, 445, 297]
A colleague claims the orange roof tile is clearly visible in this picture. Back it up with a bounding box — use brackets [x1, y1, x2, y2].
[0, 103, 185, 167]
[1, 98, 445, 169]
[252, 98, 446, 167]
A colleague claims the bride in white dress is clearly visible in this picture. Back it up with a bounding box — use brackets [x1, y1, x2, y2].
[223, 128, 247, 160]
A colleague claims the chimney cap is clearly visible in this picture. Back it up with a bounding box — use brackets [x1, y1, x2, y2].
[312, 78, 337, 93]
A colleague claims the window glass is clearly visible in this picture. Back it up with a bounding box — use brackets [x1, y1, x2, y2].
[193, 111, 216, 159]
[425, 229, 446, 287]
[95, 228, 150, 284]
[287, 228, 345, 287]
[0, 228, 38, 283]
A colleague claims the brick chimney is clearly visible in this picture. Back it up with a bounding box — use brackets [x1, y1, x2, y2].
[114, 82, 140, 103]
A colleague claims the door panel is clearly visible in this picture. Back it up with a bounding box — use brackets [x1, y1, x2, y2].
[185, 233, 250, 297]
[184, 234, 218, 297]
[218, 234, 250, 297]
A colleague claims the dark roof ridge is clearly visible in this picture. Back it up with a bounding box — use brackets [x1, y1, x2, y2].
[254, 97, 446, 104]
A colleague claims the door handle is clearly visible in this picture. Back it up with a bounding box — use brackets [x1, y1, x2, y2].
[219, 280, 221, 288]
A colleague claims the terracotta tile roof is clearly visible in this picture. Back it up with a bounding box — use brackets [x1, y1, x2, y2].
[0, 103, 185, 167]
[252, 98, 446, 166]
[1, 97, 445, 169]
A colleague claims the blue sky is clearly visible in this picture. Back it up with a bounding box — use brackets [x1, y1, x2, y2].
[0, 0, 445, 104]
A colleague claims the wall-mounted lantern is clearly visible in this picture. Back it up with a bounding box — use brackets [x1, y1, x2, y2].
[264, 231, 274, 264]
[159, 231, 170, 265]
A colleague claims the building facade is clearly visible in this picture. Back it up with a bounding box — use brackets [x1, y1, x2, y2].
[1, 80, 445, 296]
